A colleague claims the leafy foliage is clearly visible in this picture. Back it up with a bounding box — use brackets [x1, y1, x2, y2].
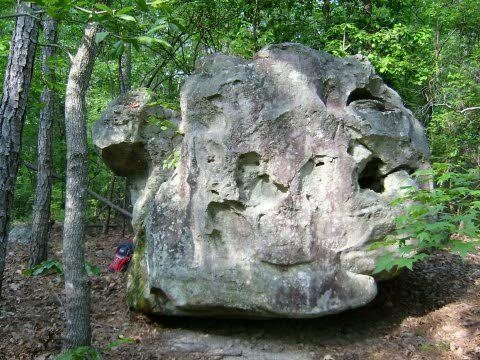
[374, 163, 480, 274]
[22, 259, 101, 277]
[56, 346, 101, 360]
[55, 336, 135, 359]
[105, 336, 136, 351]
[22, 259, 63, 276]
[162, 149, 180, 170]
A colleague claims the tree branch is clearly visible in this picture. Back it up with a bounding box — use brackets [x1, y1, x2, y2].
[460, 106, 480, 114]
[434, 103, 480, 114]
[23, 161, 133, 219]
[0, 12, 43, 20]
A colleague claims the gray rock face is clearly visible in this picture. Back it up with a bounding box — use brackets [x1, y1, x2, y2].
[8, 224, 32, 244]
[94, 43, 430, 318]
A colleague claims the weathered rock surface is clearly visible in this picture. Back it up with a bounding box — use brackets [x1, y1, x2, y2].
[8, 224, 32, 244]
[94, 43, 430, 318]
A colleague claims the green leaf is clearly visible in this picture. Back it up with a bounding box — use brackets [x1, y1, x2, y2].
[116, 14, 137, 22]
[95, 3, 113, 14]
[23, 259, 63, 277]
[135, 0, 148, 11]
[85, 261, 101, 276]
[149, 0, 169, 7]
[56, 346, 101, 360]
[449, 239, 479, 259]
[111, 40, 125, 58]
[369, 238, 397, 250]
[373, 253, 396, 274]
[95, 32, 109, 44]
[136, 36, 171, 49]
[116, 7, 134, 15]
[106, 337, 135, 350]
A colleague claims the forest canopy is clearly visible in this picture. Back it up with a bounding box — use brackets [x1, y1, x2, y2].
[0, 0, 478, 223]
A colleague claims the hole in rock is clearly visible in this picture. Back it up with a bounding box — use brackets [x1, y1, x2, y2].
[273, 181, 289, 193]
[346, 88, 382, 106]
[206, 200, 246, 219]
[238, 152, 261, 168]
[358, 157, 385, 193]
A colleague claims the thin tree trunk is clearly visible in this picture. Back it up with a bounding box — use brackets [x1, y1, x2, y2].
[118, 43, 131, 94]
[62, 22, 99, 350]
[323, 0, 331, 27]
[29, 16, 58, 267]
[0, 2, 40, 297]
[102, 175, 115, 235]
[252, 0, 260, 52]
[122, 178, 130, 237]
[362, 0, 372, 16]
[118, 43, 131, 237]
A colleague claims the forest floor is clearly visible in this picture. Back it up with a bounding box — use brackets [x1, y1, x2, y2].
[1, 228, 480, 360]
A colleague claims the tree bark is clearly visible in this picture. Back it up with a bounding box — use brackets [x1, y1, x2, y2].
[118, 43, 131, 237]
[0, 1, 40, 297]
[122, 178, 129, 237]
[362, 0, 372, 16]
[62, 22, 99, 350]
[323, 0, 331, 26]
[29, 16, 58, 267]
[102, 175, 115, 235]
[118, 43, 131, 94]
[252, 0, 260, 52]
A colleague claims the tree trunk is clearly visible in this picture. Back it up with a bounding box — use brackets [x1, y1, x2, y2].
[29, 16, 58, 267]
[323, 0, 331, 26]
[102, 175, 115, 235]
[0, 2, 40, 297]
[252, 0, 260, 52]
[122, 178, 129, 237]
[62, 22, 99, 350]
[118, 43, 131, 237]
[118, 43, 131, 94]
[362, 0, 372, 16]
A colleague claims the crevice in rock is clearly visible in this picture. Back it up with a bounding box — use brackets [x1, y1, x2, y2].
[346, 88, 382, 106]
[150, 287, 173, 304]
[386, 164, 416, 176]
[206, 229, 223, 246]
[358, 157, 385, 193]
[206, 200, 246, 219]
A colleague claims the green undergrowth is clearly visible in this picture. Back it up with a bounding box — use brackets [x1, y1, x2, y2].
[23, 259, 101, 277]
[373, 163, 480, 273]
[56, 336, 135, 359]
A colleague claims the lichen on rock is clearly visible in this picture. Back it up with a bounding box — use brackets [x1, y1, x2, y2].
[94, 43, 430, 318]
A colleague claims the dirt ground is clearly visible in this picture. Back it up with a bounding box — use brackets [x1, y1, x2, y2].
[2, 228, 480, 360]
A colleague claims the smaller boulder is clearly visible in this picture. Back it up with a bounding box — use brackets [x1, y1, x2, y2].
[8, 224, 32, 244]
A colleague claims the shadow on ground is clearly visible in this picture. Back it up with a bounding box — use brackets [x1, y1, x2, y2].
[146, 251, 479, 348]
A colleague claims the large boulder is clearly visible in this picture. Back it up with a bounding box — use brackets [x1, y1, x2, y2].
[94, 43, 430, 318]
